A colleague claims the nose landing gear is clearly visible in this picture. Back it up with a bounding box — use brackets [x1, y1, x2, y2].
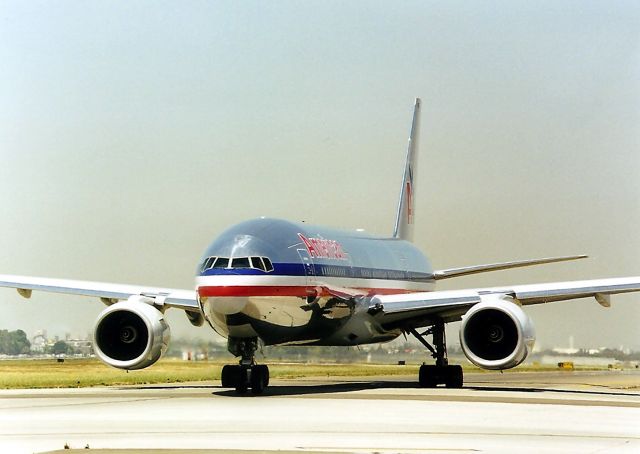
[221, 337, 270, 394]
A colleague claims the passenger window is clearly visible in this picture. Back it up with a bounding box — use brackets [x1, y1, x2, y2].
[231, 257, 251, 268]
[213, 257, 229, 268]
[263, 257, 274, 272]
[251, 256, 266, 271]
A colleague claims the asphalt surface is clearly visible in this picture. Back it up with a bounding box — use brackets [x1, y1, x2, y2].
[1, 369, 638, 454]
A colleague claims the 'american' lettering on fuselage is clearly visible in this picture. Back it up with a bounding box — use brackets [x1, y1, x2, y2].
[298, 233, 348, 260]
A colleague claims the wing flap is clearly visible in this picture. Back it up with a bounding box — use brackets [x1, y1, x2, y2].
[0, 274, 199, 312]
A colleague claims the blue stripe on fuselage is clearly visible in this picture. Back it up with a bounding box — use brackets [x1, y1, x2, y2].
[201, 262, 433, 283]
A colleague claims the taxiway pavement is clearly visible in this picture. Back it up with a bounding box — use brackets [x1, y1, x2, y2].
[1, 370, 639, 453]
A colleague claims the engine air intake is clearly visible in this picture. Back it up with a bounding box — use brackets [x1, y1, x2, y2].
[462, 308, 518, 360]
[460, 296, 535, 370]
[93, 298, 170, 370]
[95, 310, 149, 361]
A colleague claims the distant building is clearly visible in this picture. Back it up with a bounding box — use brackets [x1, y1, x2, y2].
[31, 330, 48, 353]
[65, 338, 93, 356]
[29, 330, 93, 356]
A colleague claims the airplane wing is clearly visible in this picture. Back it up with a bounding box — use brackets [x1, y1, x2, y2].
[368, 276, 640, 327]
[0, 274, 199, 312]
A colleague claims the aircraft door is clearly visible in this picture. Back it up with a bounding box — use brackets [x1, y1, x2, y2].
[297, 249, 316, 285]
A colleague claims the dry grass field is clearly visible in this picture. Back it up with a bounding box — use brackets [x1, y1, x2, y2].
[0, 358, 606, 389]
[0, 359, 427, 388]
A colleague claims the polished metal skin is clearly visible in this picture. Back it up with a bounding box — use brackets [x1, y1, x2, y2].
[196, 217, 434, 346]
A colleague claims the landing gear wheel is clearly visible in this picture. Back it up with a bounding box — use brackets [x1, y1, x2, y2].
[445, 365, 463, 388]
[250, 365, 269, 395]
[221, 365, 240, 388]
[224, 337, 270, 395]
[419, 365, 437, 388]
[254, 364, 270, 387]
[221, 364, 249, 393]
[419, 364, 464, 388]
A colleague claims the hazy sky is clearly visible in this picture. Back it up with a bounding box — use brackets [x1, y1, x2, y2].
[1, 1, 638, 350]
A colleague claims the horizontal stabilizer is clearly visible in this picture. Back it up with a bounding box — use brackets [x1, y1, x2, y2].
[432, 255, 588, 280]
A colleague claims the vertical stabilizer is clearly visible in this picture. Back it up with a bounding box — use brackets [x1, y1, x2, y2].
[393, 98, 421, 242]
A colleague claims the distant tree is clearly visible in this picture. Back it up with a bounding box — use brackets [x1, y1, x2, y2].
[0, 329, 31, 355]
[0, 329, 7, 353]
[52, 340, 73, 355]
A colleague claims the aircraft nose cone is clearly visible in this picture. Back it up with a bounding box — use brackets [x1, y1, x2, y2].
[206, 296, 249, 315]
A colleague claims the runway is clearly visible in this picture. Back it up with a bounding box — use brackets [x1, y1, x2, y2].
[1, 370, 639, 453]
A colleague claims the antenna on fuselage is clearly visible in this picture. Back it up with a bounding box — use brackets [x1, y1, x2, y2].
[393, 98, 421, 242]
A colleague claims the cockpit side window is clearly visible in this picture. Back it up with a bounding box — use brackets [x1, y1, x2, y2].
[250, 256, 266, 271]
[262, 257, 274, 272]
[201, 256, 217, 272]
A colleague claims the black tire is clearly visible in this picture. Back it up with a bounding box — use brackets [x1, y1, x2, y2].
[250, 366, 267, 395]
[236, 367, 249, 394]
[221, 365, 240, 388]
[445, 365, 463, 388]
[419, 365, 437, 388]
[254, 364, 270, 387]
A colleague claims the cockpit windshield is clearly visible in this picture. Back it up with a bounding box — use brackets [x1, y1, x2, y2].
[201, 256, 273, 273]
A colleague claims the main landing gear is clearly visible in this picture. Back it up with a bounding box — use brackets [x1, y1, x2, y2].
[409, 321, 463, 388]
[221, 337, 270, 395]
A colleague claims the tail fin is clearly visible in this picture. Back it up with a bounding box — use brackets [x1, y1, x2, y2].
[393, 98, 421, 242]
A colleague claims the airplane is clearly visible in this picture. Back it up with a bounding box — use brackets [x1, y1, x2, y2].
[1, 98, 639, 394]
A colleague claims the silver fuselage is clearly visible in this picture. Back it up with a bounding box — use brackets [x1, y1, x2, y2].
[196, 218, 434, 346]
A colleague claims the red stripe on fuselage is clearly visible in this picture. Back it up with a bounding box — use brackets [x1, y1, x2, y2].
[197, 285, 418, 298]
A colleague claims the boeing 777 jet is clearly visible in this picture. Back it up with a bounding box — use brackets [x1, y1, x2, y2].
[2, 99, 639, 394]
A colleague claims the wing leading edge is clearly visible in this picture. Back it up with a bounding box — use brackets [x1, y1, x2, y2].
[0, 274, 198, 312]
[369, 276, 640, 326]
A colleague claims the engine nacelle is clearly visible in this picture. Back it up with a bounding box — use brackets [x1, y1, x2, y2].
[93, 297, 171, 370]
[460, 296, 535, 370]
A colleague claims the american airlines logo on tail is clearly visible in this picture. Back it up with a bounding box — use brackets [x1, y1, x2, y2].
[298, 233, 349, 260]
[394, 98, 419, 241]
[406, 165, 414, 224]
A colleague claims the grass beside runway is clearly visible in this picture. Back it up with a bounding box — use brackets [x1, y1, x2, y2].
[0, 359, 422, 388]
[0, 358, 609, 389]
